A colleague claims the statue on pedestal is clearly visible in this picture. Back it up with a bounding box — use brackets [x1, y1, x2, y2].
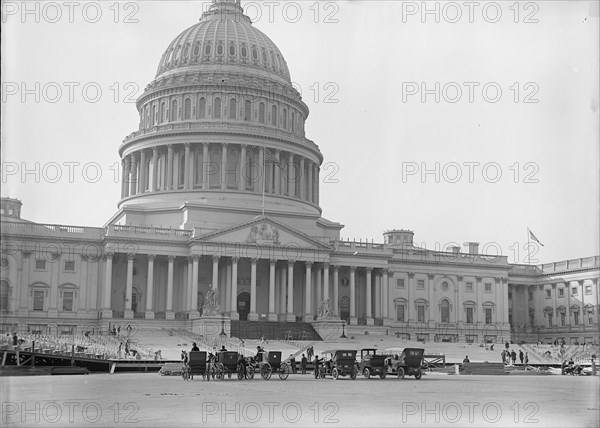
[317, 299, 333, 320]
[202, 284, 220, 317]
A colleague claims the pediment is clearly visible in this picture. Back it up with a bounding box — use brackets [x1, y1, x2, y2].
[194, 217, 329, 250]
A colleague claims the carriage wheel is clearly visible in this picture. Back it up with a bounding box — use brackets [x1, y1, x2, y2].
[397, 367, 405, 379]
[261, 363, 272, 380]
[364, 368, 371, 379]
[332, 368, 339, 380]
[415, 369, 422, 380]
[247, 366, 255, 379]
[279, 363, 290, 380]
[350, 368, 357, 380]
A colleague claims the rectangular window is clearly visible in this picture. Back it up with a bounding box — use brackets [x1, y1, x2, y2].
[396, 305, 405, 322]
[466, 307, 473, 324]
[573, 312, 579, 326]
[417, 280, 425, 289]
[33, 290, 44, 311]
[560, 312, 565, 327]
[64, 261, 75, 272]
[588, 315, 594, 326]
[396, 278, 405, 289]
[466, 282, 473, 292]
[441, 306, 449, 323]
[35, 260, 46, 270]
[485, 308, 492, 324]
[528, 292, 533, 300]
[547, 313, 553, 327]
[571, 287, 578, 296]
[508, 292, 512, 300]
[62, 292, 74, 312]
[546, 289, 551, 298]
[559, 288, 564, 297]
[417, 305, 425, 323]
[585, 285, 592, 295]
[484, 283, 492, 292]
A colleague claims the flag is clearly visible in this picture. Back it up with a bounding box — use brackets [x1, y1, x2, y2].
[264, 149, 281, 168]
[528, 229, 544, 246]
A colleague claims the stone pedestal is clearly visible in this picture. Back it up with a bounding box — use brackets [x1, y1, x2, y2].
[124, 309, 134, 319]
[144, 311, 155, 320]
[350, 317, 358, 325]
[311, 320, 346, 341]
[188, 310, 200, 320]
[100, 309, 113, 319]
[366, 318, 374, 326]
[285, 314, 295, 322]
[383, 318, 393, 327]
[190, 316, 230, 338]
[229, 311, 239, 321]
[267, 313, 278, 322]
[248, 312, 259, 321]
[166, 311, 175, 320]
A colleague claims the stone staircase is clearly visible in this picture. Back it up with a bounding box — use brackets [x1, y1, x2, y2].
[230, 321, 322, 341]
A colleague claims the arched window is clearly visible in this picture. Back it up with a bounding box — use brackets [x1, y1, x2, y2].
[183, 98, 191, 120]
[229, 98, 237, 119]
[214, 98, 221, 119]
[259, 102, 265, 123]
[198, 98, 206, 119]
[151, 104, 157, 126]
[244, 100, 252, 121]
[282, 108, 287, 130]
[271, 105, 277, 126]
[291, 111, 295, 132]
[171, 100, 178, 122]
[440, 299, 450, 323]
[159, 102, 166, 124]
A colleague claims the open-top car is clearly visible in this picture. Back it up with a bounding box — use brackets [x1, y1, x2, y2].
[358, 348, 391, 379]
[316, 349, 358, 380]
[384, 347, 425, 379]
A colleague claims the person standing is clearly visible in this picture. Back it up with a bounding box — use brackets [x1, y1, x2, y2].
[301, 354, 307, 375]
[511, 350, 517, 365]
[519, 350, 524, 365]
[524, 352, 529, 369]
[289, 354, 297, 374]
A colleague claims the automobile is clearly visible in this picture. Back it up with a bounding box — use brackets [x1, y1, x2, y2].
[358, 348, 390, 379]
[315, 349, 358, 380]
[384, 347, 425, 379]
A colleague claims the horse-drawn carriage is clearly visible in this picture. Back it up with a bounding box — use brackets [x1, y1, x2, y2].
[250, 351, 290, 380]
[182, 351, 214, 381]
[315, 350, 358, 380]
[214, 351, 254, 380]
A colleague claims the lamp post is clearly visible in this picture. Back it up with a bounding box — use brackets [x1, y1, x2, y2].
[219, 317, 227, 347]
[340, 321, 347, 339]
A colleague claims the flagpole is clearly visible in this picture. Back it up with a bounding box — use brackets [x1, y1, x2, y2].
[526, 227, 531, 265]
[261, 147, 266, 217]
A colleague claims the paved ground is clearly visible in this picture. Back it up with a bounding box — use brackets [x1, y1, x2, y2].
[1, 372, 598, 427]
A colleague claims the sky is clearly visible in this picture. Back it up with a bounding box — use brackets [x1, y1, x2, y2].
[2, 0, 599, 265]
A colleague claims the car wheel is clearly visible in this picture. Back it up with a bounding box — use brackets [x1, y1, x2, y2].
[332, 368, 339, 380]
[415, 369, 422, 380]
[397, 367, 405, 379]
[364, 368, 371, 379]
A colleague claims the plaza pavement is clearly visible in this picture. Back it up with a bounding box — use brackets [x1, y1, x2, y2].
[1, 372, 598, 427]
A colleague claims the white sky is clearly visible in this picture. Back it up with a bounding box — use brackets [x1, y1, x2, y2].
[2, 0, 599, 264]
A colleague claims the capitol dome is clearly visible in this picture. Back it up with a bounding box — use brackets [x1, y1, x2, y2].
[155, 0, 291, 85]
[114, 0, 325, 233]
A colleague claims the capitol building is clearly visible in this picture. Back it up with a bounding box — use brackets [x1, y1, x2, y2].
[1, 0, 598, 345]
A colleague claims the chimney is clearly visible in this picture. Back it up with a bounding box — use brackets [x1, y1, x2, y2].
[464, 242, 479, 254]
[449, 246, 461, 254]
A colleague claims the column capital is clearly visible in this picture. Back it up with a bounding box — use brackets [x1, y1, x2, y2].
[457, 275, 463, 281]
[407, 272, 415, 279]
[306, 261, 313, 267]
[428, 273, 435, 280]
[192, 255, 200, 262]
[551, 283, 557, 288]
[288, 260, 295, 267]
[168, 255, 175, 263]
[350, 265, 356, 272]
[147, 254, 156, 261]
[538, 284, 544, 290]
[366, 267, 372, 273]
[323, 263, 330, 269]
[577, 279, 584, 285]
[251, 258, 258, 264]
[213, 255, 220, 263]
[270, 259, 277, 265]
[104, 251, 114, 260]
[232, 256, 240, 264]
[127, 254, 135, 261]
[333, 264, 339, 271]
[382, 268, 388, 275]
